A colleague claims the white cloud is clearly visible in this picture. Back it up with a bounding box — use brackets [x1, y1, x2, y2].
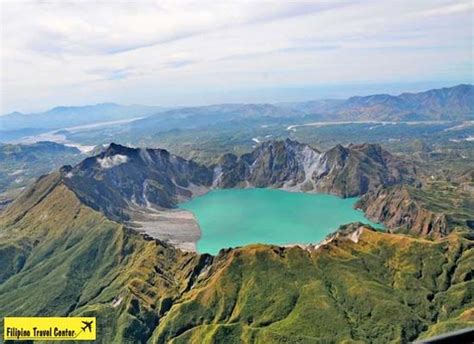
[412, 1, 473, 17]
[97, 154, 128, 169]
[1, 0, 472, 113]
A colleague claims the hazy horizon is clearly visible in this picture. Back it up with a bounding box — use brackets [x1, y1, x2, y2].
[2, 0, 473, 114]
[3, 81, 471, 115]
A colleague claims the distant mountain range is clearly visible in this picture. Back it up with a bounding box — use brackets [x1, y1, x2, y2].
[1, 85, 473, 135]
[137, 84, 474, 127]
[326, 84, 474, 121]
[128, 103, 302, 134]
[0, 103, 168, 131]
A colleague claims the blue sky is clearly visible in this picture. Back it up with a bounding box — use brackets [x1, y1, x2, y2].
[1, 0, 473, 113]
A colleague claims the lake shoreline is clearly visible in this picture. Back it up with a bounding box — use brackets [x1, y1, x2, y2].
[179, 188, 381, 255]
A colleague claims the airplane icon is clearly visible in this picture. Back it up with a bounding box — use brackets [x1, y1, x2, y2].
[81, 321, 93, 333]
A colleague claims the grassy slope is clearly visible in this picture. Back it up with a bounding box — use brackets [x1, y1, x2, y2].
[153, 229, 473, 344]
[0, 176, 472, 343]
[408, 181, 473, 228]
[0, 175, 200, 343]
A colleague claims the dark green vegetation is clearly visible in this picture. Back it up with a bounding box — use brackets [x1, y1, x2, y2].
[408, 181, 474, 228]
[0, 141, 83, 195]
[356, 160, 473, 237]
[0, 172, 472, 343]
[153, 227, 474, 343]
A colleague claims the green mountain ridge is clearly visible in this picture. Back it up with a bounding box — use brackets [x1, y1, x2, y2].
[0, 173, 202, 342]
[0, 174, 472, 343]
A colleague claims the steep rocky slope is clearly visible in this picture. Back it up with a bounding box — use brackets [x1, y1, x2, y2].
[356, 182, 474, 237]
[214, 139, 417, 196]
[61, 142, 213, 221]
[65, 140, 416, 215]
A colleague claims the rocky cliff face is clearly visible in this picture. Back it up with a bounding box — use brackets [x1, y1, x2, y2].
[214, 139, 417, 197]
[61, 143, 213, 221]
[356, 186, 449, 237]
[356, 183, 473, 237]
[311, 143, 418, 196]
[213, 139, 319, 189]
[1, 142, 472, 343]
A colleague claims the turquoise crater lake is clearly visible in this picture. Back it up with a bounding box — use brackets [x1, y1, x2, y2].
[179, 188, 381, 255]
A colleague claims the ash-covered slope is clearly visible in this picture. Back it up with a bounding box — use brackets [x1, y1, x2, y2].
[213, 139, 320, 189]
[61, 143, 213, 221]
[214, 139, 417, 196]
